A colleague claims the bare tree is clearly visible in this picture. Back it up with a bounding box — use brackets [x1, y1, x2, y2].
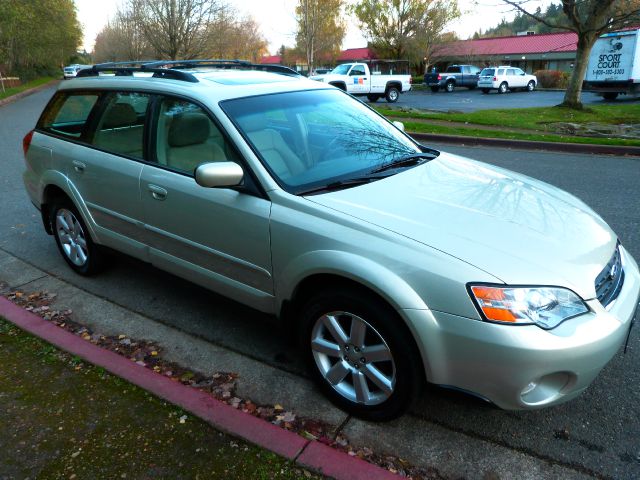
[501, 0, 640, 109]
[129, 0, 221, 59]
[295, 0, 346, 73]
[93, 8, 154, 63]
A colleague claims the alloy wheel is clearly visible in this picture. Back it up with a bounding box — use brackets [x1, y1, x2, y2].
[55, 208, 89, 267]
[310, 311, 396, 405]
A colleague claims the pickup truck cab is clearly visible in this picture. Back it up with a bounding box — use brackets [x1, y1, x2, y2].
[424, 65, 481, 92]
[312, 61, 412, 103]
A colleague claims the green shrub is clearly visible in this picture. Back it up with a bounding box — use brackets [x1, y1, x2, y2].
[534, 70, 569, 89]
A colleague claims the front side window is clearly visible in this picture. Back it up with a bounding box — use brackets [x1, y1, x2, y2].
[92, 92, 150, 159]
[155, 97, 237, 175]
[39, 92, 99, 139]
[222, 89, 426, 194]
[331, 64, 351, 75]
[350, 65, 366, 76]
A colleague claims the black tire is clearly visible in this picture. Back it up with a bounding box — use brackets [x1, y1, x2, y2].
[527, 80, 536, 92]
[430, 86, 439, 93]
[50, 199, 104, 276]
[603, 92, 619, 101]
[385, 86, 400, 103]
[467, 85, 476, 90]
[498, 82, 508, 94]
[482, 88, 490, 94]
[445, 81, 455, 93]
[300, 287, 422, 421]
[367, 94, 379, 102]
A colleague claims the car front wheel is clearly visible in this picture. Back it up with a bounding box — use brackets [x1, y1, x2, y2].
[498, 82, 508, 94]
[301, 287, 421, 421]
[385, 87, 399, 103]
[50, 200, 103, 275]
[527, 80, 536, 92]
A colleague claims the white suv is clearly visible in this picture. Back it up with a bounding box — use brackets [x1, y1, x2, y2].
[478, 66, 537, 94]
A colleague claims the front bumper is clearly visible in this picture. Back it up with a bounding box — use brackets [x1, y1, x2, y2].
[403, 246, 640, 410]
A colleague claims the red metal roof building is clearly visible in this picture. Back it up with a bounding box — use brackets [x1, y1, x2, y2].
[432, 31, 578, 73]
[337, 47, 377, 62]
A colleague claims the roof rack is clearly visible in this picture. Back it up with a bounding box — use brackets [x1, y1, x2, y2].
[75, 59, 301, 82]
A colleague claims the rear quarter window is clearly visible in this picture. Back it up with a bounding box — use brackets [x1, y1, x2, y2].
[38, 92, 100, 139]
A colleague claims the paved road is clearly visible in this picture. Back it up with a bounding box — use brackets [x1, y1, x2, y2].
[381, 87, 639, 112]
[2, 86, 640, 478]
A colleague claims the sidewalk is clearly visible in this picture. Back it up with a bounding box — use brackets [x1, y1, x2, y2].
[0, 248, 593, 480]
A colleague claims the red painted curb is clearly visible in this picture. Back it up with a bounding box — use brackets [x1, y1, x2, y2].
[0, 296, 404, 478]
[298, 441, 400, 480]
[0, 296, 307, 460]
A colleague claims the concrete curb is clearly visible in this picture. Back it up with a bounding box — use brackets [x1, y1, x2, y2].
[0, 296, 398, 480]
[0, 79, 59, 108]
[409, 131, 640, 157]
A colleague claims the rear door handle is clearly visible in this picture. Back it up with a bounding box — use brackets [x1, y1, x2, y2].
[72, 160, 86, 172]
[148, 184, 168, 201]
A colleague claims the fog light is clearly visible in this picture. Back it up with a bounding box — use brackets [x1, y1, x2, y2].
[520, 372, 574, 406]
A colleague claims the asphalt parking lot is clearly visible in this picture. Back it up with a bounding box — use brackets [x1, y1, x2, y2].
[381, 87, 635, 112]
[1, 86, 639, 479]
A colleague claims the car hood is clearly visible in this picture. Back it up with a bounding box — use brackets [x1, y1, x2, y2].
[305, 152, 616, 300]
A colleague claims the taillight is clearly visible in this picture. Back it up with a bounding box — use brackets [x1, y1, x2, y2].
[437, 74, 442, 80]
[23, 130, 34, 157]
[493, 76, 497, 81]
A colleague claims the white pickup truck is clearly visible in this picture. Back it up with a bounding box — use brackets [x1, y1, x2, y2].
[310, 60, 412, 103]
[583, 28, 640, 100]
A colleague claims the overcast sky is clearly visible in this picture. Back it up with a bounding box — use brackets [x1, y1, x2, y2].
[74, 0, 554, 54]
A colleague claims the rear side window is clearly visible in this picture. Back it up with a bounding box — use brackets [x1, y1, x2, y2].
[447, 66, 461, 73]
[92, 92, 150, 160]
[39, 93, 99, 139]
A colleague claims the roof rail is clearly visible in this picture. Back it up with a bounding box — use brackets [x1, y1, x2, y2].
[76, 64, 199, 83]
[74, 59, 302, 82]
[143, 59, 301, 77]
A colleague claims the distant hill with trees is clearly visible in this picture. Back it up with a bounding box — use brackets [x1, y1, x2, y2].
[473, 3, 568, 38]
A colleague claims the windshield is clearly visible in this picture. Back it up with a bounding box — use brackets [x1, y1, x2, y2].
[331, 64, 352, 75]
[221, 89, 424, 194]
[480, 68, 495, 76]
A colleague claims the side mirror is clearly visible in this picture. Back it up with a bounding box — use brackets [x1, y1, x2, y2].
[392, 120, 405, 132]
[195, 162, 244, 188]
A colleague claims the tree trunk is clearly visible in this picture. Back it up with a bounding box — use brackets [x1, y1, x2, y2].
[560, 34, 596, 109]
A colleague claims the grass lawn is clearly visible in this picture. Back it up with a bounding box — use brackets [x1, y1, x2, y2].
[0, 77, 57, 101]
[375, 103, 640, 147]
[0, 317, 322, 479]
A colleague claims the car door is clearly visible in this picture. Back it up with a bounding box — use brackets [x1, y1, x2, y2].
[139, 95, 273, 310]
[348, 64, 368, 94]
[44, 90, 150, 259]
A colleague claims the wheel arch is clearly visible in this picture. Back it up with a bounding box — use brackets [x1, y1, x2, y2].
[328, 81, 347, 91]
[385, 80, 402, 93]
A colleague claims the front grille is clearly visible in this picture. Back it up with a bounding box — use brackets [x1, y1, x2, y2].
[595, 244, 624, 308]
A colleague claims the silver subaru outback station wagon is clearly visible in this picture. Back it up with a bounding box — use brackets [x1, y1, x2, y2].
[23, 61, 639, 420]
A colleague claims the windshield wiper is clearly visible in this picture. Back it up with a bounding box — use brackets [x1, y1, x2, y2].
[369, 152, 437, 174]
[297, 176, 382, 195]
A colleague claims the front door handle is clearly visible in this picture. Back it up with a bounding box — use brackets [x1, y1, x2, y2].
[148, 184, 168, 201]
[72, 160, 86, 173]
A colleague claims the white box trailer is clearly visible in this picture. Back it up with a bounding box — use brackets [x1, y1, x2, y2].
[583, 28, 640, 100]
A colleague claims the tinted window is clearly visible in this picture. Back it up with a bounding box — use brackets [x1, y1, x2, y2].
[350, 65, 366, 76]
[446, 66, 461, 73]
[155, 97, 237, 175]
[222, 89, 423, 193]
[92, 92, 150, 159]
[39, 93, 99, 138]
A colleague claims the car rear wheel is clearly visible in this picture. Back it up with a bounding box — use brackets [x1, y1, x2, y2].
[50, 200, 103, 275]
[445, 81, 455, 93]
[300, 287, 421, 421]
[385, 87, 400, 103]
[498, 82, 508, 94]
[527, 80, 536, 92]
[367, 94, 380, 102]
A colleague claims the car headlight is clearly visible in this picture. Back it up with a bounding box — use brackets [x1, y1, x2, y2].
[468, 284, 589, 329]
